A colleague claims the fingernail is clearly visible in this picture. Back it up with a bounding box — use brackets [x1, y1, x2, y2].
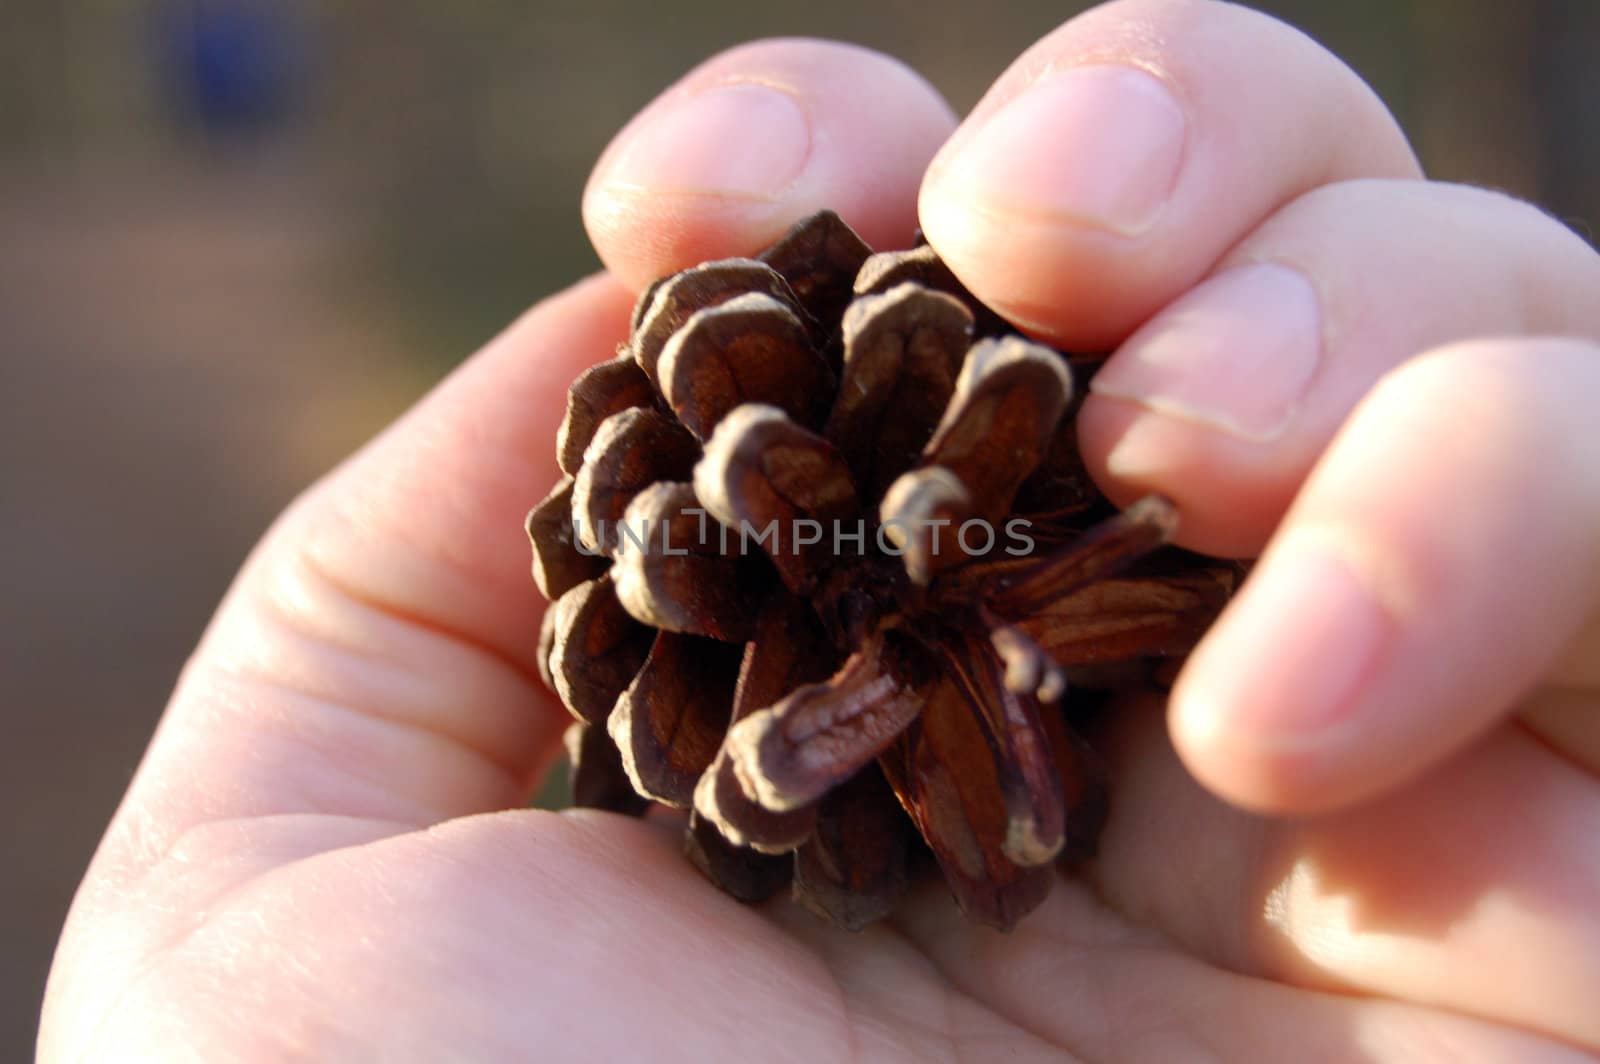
[1094, 263, 1323, 446]
[930, 66, 1186, 236]
[598, 83, 812, 199]
[1178, 546, 1390, 746]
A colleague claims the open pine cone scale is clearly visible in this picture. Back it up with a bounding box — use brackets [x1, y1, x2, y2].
[527, 211, 1235, 931]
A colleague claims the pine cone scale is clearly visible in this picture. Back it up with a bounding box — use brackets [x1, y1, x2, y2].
[723, 625, 932, 813]
[826, 283, 973, 498]
[555, 354, 654, 477]
[608, 631, 741, 807]
[658, 291, 833, 439]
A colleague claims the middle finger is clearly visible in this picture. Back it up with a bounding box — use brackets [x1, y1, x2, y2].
[918, 0, 1421, 350]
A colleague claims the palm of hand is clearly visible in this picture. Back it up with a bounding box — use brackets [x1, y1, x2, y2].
[87, 695, 1584, 1062]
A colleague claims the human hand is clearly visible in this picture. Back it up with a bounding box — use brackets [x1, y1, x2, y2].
[42, 1, 1600, 1060]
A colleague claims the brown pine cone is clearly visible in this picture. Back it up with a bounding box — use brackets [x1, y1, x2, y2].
[526, 211, 1235, 931]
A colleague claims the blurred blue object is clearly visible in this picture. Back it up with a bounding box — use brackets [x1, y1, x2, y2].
[155, 0, 309, 135]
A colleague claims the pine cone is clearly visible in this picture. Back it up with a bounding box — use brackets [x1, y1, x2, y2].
[527, 211, 1235, 931]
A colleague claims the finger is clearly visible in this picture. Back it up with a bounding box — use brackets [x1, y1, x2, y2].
[1078, 180, 1600, 556]
[99, 274, 634, 875]
[1170, 337, 1600, 812]
[584, 38, 957, 290]
[917, 0, 1420, 350]
[1091, 692, 1600, 1054]
[890, 823, 1587, 1064]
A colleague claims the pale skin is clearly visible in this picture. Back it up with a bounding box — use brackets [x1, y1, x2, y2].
[39, 1, 1600, 1060]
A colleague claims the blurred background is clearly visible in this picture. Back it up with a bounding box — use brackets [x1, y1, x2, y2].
[2, 0, 1596, 1054]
